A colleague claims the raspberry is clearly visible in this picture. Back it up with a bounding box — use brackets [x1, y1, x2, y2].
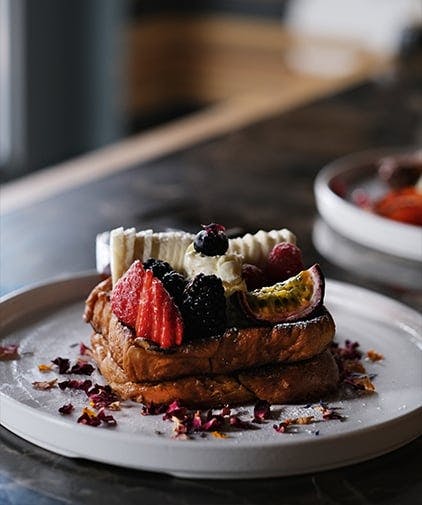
[193, 223, 229, 256]
[182, 274, 227, 338]
[143, 258, 172, 280]
[241, 264, 267, 290]
[266, 243, 304, 282]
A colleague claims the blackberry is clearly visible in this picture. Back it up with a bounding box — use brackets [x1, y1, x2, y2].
[143, 258, 172, 280]
[162, 271, 186, 307]
[182, 274, 227, 338]
[193, 223, 229, 256]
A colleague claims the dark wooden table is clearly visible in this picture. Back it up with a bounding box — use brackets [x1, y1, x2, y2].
[1, 51, 421, 504]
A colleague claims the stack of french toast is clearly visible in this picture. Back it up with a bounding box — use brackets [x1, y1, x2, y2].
[84, 224, 339, 407]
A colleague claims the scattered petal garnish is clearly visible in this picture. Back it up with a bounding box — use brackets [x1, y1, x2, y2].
[51, 357, 70, 374]
[69, 360, 95, 376]
[253, 400, 271, 423]
[58, 403, 74, 415]
[79, 342, 92, 356]
[97, 407, 117, 426]
[229, 415, 256, 430]
[273, 422, 289, 433]
[163, 400, 188, 421]
[342, 360, 366, 375]
[77, 407, 101, 427]
[330, 340, 377, 394]
[0, 344, 19, 361]
[366, 349, 384, 362]
[141, 402, 167, 416]
[344, 375, 376, 393]
[58, 379, 93, 393]
[212, 431, 229, 439]
[295, 416, 315, 425]
[331, 340, 362, 361]
[51, 357, 94, 375]
[87, 384, 119, 409]
[38, 363, 53, 373]
[202, 416, 224, 431]
[32, 379, 58, 390]
[316, 404, 347, 421]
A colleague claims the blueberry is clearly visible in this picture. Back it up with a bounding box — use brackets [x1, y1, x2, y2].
[193, 223, 229, 256]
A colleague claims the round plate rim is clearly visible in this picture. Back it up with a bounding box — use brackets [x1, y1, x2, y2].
[1, 272, 421, 477]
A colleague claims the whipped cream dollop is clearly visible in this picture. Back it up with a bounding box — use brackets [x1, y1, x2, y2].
[183, 243, 246, 295]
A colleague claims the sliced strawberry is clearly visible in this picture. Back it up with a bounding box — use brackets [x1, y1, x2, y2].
[135, 269, 154, 339]
[111, 259, 184, 348]
[111, 260, 145, 328]
[135, 274, 184, 349]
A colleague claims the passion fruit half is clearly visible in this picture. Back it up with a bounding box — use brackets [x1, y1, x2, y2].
[237, 264, 324, 323]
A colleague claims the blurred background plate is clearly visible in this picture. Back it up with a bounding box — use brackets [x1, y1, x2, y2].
[314, 148, 422, 262]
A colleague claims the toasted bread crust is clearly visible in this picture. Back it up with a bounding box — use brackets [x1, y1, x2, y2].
[84, 277, 336, 382]
[91, 332, 339, 407]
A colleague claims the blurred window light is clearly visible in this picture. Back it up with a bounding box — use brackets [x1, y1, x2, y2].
[0, 0, 11, 166]
[0, 0, 25, 175]
[286, 0, 422, 55]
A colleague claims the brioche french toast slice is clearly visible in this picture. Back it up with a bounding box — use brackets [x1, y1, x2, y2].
[84, 277, 336, 383]
[90, 331, 339, 408]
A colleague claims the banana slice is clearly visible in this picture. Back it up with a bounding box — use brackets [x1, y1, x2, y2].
[110, 227, 125, 285]
[228, 229, 296, 266]
[104, 227, 296, 284]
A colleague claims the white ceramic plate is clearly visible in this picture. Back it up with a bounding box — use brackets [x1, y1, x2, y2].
[1, 273, 421, 479]
[314, 148, 422, 262]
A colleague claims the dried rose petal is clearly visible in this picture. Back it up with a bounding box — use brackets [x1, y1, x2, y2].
[202, 416, 224, 431]
[316, 404, 346, 421]
[108, 401, 121, 411]
[344, 375, 376, 393]
[211, 431, 228, 439]
[79, 342, 92, 356]
[163, 400, 188, 421]
[229, 415, 256, 430]
[342, 360, 366, 376]
[38, 363, 53, 373]
[294, 416, 315, 425]
[0, 344, 19, 361]
[69, 360, 95, 376]
[77, 408, 101, 427]
[58, 403, 74, 415]
[220, 405, 231, 417]
[141, 402, 167, 416]
[58, 379, 92, 393]
[32, 379, 58, 390]
[253, 400, 271, 423]
[273, 422, 289, 433]
[51, 357, 70, 374]
[97, 407, 117, 427]
[366, 349, 384, 362]
[88, 384, 119, 409]
[171, 417, 190, 438]
[192, 410, 203, 430]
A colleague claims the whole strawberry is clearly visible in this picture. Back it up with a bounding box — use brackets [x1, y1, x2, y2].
[266, 243, 304, 282]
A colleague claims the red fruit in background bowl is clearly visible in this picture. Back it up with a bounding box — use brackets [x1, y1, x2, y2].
[111, 260, 184, 349]
[266, 243, 304, 282]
